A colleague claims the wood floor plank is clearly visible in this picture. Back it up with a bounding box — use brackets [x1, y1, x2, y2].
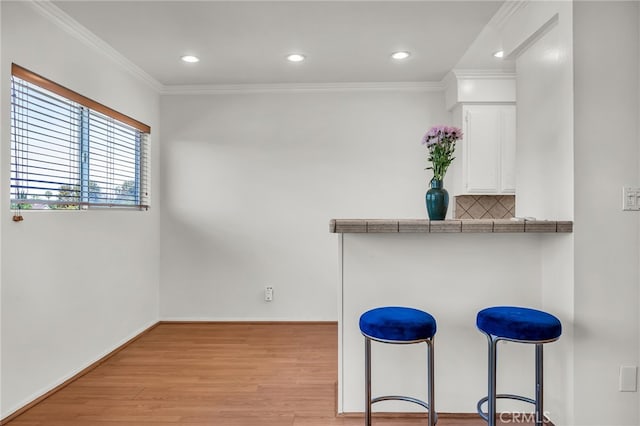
[4, 323, 497, 426]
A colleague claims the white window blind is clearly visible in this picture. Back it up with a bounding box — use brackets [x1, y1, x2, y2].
[10, 64, 150, 210]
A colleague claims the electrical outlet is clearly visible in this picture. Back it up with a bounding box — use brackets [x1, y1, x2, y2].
[265, 286, 273, 302]
[623, 187, 640, 211]
[619, 365, 637, 392]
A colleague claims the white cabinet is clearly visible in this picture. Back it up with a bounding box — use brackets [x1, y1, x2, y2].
[452, 104, 516, 194]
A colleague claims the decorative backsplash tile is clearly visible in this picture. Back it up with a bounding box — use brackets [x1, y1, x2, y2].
[454, 195, 515, 219]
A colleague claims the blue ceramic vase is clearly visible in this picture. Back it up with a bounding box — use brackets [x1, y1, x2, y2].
[426, 179, 448, 220]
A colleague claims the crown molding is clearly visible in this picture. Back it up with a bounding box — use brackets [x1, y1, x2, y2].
[28, 0, 163, 93]
[450, 69, 516, 80]
[490, 0, 528, 30]
[161, 81, 445, 95]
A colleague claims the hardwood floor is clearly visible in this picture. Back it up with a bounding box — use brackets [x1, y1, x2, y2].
[5, 323, 509, 426]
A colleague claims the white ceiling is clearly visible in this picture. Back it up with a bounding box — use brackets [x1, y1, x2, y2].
[53, 1, 504, 86]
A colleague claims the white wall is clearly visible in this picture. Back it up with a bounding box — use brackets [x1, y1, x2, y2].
[0, 1, 4, 417]
[508, 4, 574, 221]
[500, 2, 575, 424]
[573, 2, 640, 425]
[159, 90, 448, 320]
[0, 2, 160, 418]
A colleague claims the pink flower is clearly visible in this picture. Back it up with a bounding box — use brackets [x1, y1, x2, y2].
[421, 125, 463, 181]
[421, 125, 463, 146]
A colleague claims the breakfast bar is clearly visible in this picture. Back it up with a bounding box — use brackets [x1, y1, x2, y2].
[331, 218, 573, 418]
[330, 219, 573, 234]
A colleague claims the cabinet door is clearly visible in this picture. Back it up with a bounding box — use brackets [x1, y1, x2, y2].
[464, 106, 500, 193]
[500, 106, 517, 193]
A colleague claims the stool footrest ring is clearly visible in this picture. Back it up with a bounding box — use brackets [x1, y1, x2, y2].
[372, 395, 438, 423]
[476, 394, 536, 421]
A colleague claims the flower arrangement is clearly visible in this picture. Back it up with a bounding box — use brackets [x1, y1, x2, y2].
[421, 125, 463, 181]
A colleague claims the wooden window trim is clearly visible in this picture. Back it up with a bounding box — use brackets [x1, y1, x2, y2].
[11, 63, 151, 134]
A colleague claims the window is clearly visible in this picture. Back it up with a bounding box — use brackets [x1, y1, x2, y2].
[10, 63, 150, 211]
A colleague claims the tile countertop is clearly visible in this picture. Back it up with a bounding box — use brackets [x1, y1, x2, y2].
[329, 219, 573, 233]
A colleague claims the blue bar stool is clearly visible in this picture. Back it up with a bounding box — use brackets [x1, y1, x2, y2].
[359, 306, 437, 426]
[476, 306, 562, 426]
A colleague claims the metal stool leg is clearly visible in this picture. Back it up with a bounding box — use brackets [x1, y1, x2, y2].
[365, 337, 372, 426]
[427, 339, 435, 426]
[363, 336, 436, 425]
[535, 344, 544, 426]
[487, 336, 498, 426]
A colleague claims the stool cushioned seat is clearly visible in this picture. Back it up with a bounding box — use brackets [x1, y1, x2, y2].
[359, 306, 436, 342]
[476, 306, 562, 342]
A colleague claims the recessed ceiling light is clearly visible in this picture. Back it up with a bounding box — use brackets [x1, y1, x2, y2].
[181, 55, 200, 63]
[286, 53, 306, 62]
[493, 50, 505, 58]
[391, 51, 411, 60]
